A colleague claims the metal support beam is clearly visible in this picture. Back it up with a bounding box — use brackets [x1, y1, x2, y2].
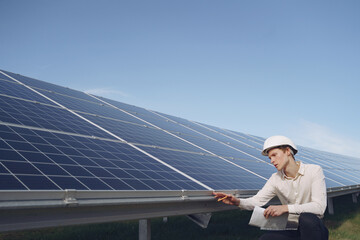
[187, 213, 212, 228]
[0, 190, 240, 232]
[327, 197, 334, 215]
[139, 219, 151, 240]
[1, 187, 360, 233]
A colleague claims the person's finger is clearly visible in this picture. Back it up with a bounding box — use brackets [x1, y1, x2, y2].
[263, 209, 268, 218]
[213, 193, 227, 200]
[213, 192, 225, 197]
[217, 195, 229, 202]
[264, 207, 271, 218]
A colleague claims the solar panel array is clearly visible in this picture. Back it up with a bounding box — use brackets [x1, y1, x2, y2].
[1, 69, 360, 192]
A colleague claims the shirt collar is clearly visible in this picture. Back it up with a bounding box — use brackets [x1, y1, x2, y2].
[281, 161, 303, 180]
[298, 161, 305, 175]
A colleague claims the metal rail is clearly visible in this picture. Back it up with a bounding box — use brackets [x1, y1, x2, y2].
[0, 186, 359, 232]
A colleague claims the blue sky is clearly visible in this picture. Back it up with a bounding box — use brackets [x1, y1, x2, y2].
[1, 0, 360, 157]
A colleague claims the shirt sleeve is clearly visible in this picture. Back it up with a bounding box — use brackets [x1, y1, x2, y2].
[238, 174, 277, 210]
[287, 165, 327, 216]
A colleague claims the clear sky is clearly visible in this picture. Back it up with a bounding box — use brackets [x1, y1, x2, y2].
[1, 0, 360, 157]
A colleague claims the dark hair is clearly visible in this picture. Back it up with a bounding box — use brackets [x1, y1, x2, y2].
[278, 145, 295, 158]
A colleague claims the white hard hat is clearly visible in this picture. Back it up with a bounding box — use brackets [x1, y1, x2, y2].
[262, 135, 298, 156]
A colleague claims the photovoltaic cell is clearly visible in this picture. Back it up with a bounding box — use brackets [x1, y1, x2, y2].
[0, 175, 27, 190]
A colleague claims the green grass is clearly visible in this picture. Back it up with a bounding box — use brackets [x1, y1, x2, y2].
[0, 210, 262, 240]
[325, 194, 360, 240]
[1, 194, 359, 240]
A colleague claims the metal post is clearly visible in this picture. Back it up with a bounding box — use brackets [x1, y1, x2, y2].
[139, 219, 151, 240]
[187, 213, 212, 228]
[327, 197, 334, 215]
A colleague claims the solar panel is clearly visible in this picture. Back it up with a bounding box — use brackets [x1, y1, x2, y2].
[1, 70, 98, 103]
[1, 69, 360, 193]
[141, 146, 267, 190]
[0, 124, 204, 190]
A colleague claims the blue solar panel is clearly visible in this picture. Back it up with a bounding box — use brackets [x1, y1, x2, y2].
[153, 112, 266, 152]
[0, 79, 54, 105]
[35, 89, 148, 125]
[90, 96, 206, 135]
[1, 70, 98, 103]
[0, 77, 217, 155]
[70, 98, 277, 183]
[141, 146, 267, 190]
[0, 124, 206, 190]
[1, 69, 360, 192]
[0, 95, 115, 139]
[141, 112, 359, 189]
[82, 114, 207, 153]
[296, 147, 360, 186]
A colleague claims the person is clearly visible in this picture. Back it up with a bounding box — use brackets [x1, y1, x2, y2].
[213, 135, 329, 240]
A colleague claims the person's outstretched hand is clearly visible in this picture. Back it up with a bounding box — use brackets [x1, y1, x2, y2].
[213, 192, 240, 206]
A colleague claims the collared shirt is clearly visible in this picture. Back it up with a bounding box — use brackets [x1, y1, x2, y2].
[239, 162, 327, 224]
[282, 161, 301, 181]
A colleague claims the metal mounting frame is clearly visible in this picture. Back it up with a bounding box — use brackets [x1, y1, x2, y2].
[0, 189, 245, 232]
[0, 185, 359, 233]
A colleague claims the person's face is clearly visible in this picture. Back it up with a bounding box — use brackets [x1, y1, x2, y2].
[267, 148, 290, 171]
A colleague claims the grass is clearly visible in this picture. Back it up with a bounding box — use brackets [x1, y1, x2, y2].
[0, 194, 359, 240]
[325, 194, 360, 240]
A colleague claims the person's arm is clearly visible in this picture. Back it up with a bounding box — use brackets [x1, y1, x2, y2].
[213, 174, 277, 210]
[239, 175, 277, 210]
[287, 166, 327, 216]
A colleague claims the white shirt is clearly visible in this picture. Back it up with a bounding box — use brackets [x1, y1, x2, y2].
[239, 162, 327, 224]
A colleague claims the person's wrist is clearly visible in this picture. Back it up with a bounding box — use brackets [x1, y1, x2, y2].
[284, 205, 289, 213]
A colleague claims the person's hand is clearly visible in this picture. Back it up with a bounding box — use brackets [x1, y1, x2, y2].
[263, 205, 288, 219]
[213, 192, 240, 206]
